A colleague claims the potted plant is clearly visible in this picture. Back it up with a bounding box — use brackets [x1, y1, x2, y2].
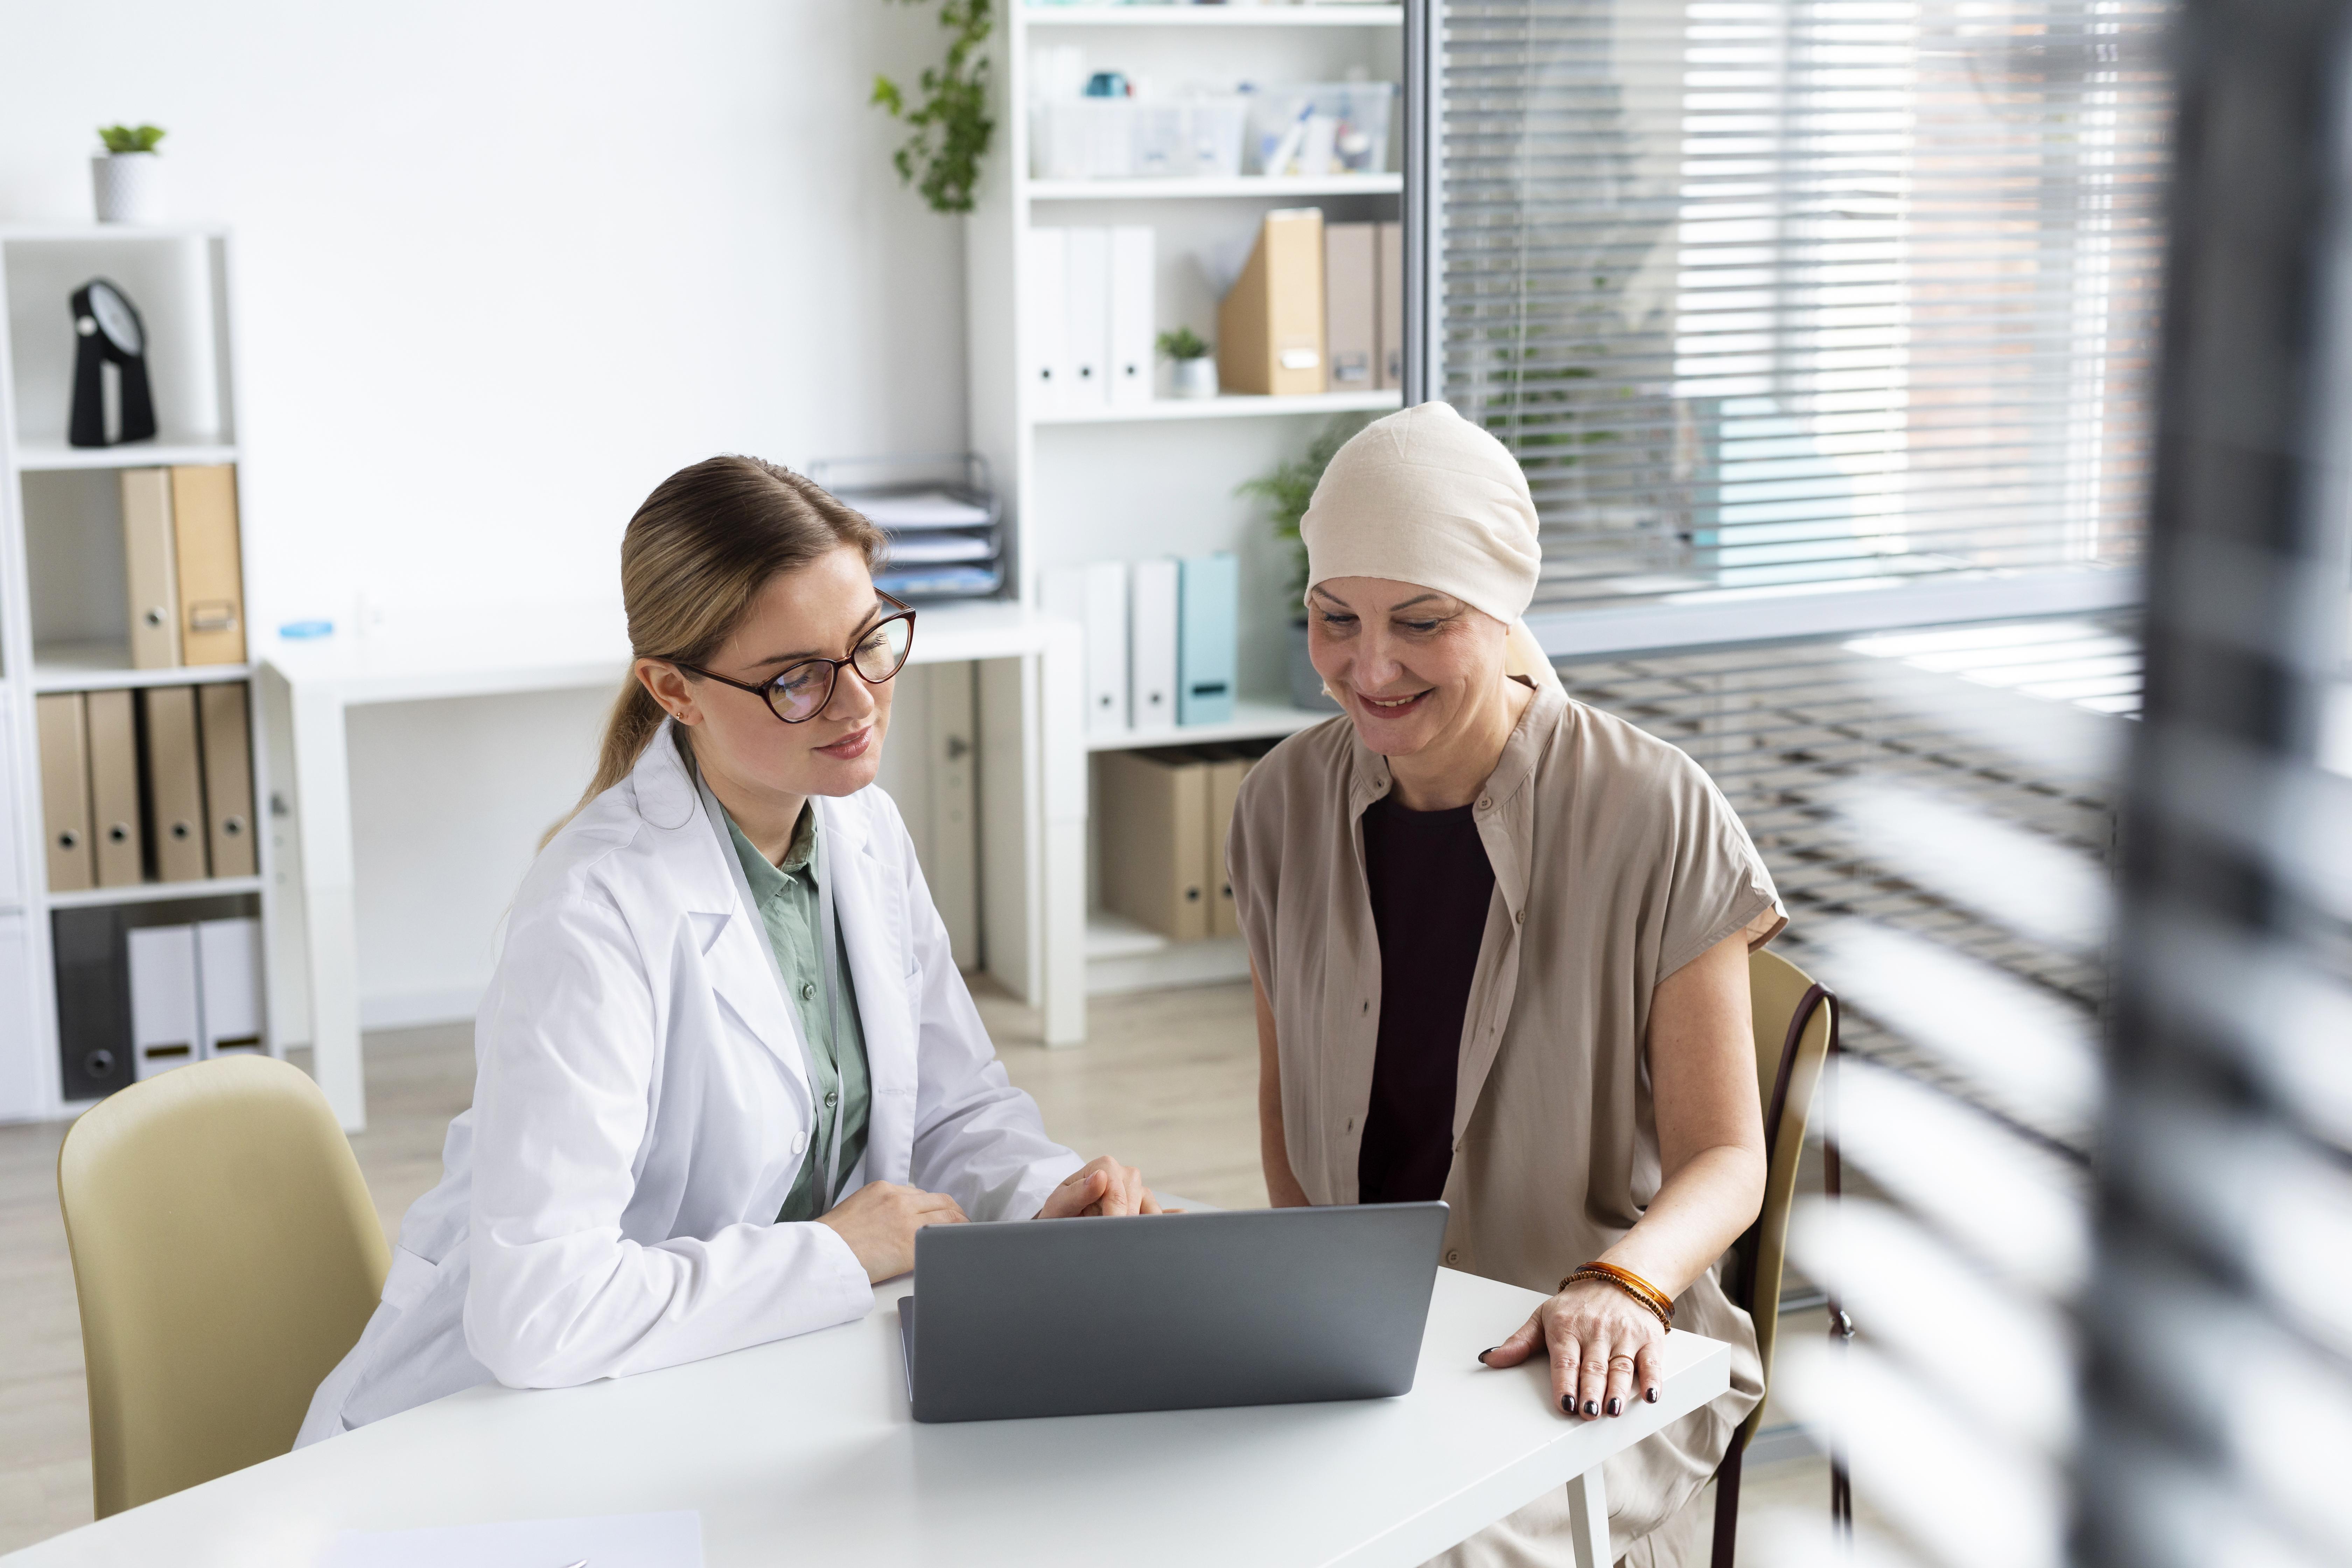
[1157, 327, 1218, 400]
[1237, 415, 1370, 710]
[93, 125, 166, 225]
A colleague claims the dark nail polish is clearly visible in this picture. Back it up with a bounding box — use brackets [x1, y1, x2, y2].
[1584, 1400, 1599, 1416]
[1478, 1347, 1497, 1365]
[1561, 1395, 1575, 1414]
[1645, 1386, 1659, 1404]
[1608, 1397, 1623, 1416]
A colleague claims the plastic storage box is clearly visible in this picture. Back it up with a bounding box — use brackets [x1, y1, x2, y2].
[1031, 97, 1248, 180]
[1244, 81, 1395, 176]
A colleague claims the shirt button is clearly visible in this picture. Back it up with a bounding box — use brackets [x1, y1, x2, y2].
[1477, 796, 1492, 811]
[824, 1090, 839, 1109]
[1515, 909, 1525, 925]
[800, 981, 816, 1002]
[1446, 1250, 1461, 1265]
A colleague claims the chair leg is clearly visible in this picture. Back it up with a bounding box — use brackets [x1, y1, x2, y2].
[1710, 1429, 1748, 1568]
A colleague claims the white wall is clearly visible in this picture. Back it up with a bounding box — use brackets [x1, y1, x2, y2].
[0, 1, 970, 1027]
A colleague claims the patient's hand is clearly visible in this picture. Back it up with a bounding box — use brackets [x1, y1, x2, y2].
[1036, 1155, 1169, 1219]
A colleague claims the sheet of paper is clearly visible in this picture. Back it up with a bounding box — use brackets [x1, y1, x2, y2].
[321, 1508, 701, 1568]
[855, 490, 993, 530]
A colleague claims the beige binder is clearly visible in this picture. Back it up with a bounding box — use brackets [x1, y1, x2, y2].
[1324, 222, 1378, 390]
[1097, 748, 1210, 942]
[1203, 750, 1256, 939]
[85, 688, 146, 887]
[170, 465, 246, 666]
[35, 694, 93, 893]
[141, 685, 210, 883]
[121, 468, 182, 669]
[197, 682, 257, 877]
[1217, 208, 1327, 397]
[1377, 220, 1405, 391]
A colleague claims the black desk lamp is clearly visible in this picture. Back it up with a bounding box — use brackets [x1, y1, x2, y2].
[68, 278, 157, 447]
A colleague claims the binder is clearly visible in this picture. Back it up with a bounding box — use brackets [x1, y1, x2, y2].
[53, 906, 132, 1099]
[1203, 748, 1257, 939]
[1377, 220, 1405, 391]
[171, 465, 246, 665]
[1027, 228, 1072, 415]
[121, 467, 182, 668]
[1108, 225, 1156, 406]
[1044, 563, 1131, 733]
[1129, 558, 1180, 733]
[196, 917, 264, 1054]
[35, 693, 93, 893]
[1064, 226, 1112, 411]
[197, 682, 257, 877]
[1217, 208, 1326, 397]
[1097, 748, 1209, 942]
[85, 688, 145, 888]
[0, 690, 20, 909]
[1178, 553, 1239, 727]
[1325, 222, 1378, 389]
[140, 685, 210, 883]
[128, 923, 202, 1080]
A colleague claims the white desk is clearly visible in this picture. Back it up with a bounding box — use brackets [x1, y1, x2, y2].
[259, 601, 1087, 1130]
[5, 1268, 1731, 1568]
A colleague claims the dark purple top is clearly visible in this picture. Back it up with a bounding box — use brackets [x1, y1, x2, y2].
[1356, 792, 1498, 1205]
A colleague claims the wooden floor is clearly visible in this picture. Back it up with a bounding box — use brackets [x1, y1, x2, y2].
[0, 979, 1837, 1557]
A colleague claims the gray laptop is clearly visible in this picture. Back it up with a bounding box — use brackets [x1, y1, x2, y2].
[899, 1202, 1448, 1423]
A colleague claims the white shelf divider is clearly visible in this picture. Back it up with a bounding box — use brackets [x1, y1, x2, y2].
[1086, 697, 1336, 752]
[12, 437, 238, 472]
[1025, 5, 1402, 26]
[1038, 389, 1400, 425]
[1028, 173, 1402, 201]
[32, 643, 253, 692]
[44, 875, 267, 911]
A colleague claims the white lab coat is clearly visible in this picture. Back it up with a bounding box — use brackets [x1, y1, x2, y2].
[296, 723, 1083, 1444]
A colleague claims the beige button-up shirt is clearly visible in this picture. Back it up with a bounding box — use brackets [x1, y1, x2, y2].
[1228, 681, 1784, 1567]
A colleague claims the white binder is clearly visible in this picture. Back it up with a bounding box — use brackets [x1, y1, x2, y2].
[0, 915, 34, 1120]
[196, 917, 264, 1055]
[1108, 225, 1156, 406]
[1043, 564, 1131, 733]
[1027, 228, 1071, 415]
[0, 688, 19, 912]
[1130, 558, 1181, 733]
[128, 924, 202, 1080]
[1063, 226, 1112, 411]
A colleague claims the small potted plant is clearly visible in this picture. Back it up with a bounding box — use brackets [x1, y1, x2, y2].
[1158, 327, 1218, 400]
[93, 125, 166, 225]
[1237, 415, 1370, 710]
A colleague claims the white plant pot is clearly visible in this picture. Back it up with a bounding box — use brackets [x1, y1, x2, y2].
[92, 153, 164, 225]
[1172, 357, 1219, 400]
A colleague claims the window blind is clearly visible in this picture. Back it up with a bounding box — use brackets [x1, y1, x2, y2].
[1439, 0, 2171, 615]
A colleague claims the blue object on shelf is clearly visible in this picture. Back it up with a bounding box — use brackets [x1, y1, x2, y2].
[1178, 552, 1237, 727]
[1084, 71, 1132, 98]
[277, 620, 335, 639]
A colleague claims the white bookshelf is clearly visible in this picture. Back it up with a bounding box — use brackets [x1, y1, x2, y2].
[0, 223, 277, 1122]
[1026, 5, 1405, 28]
[973, 5, 1402, 993]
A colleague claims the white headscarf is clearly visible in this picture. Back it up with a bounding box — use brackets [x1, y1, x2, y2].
[1299, 401, 1562, 693]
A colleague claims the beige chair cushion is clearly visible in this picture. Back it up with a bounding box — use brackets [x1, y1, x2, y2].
[57, 1055, 389, 1516]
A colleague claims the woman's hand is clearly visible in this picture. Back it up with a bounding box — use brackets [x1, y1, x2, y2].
[1479, 1278, 1665, 1420]
[1035, 1155, 1167, 1219]
[816, 1182, 967, 1283]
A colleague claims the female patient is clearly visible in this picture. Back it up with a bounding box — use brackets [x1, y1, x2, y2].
[300, 455, 1154, 1443]
[1229, 404, 1782, 1566]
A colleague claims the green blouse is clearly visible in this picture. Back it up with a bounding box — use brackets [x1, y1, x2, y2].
[724, 805, 872, 1223]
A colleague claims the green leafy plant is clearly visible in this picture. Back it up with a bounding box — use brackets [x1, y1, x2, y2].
[871, 0, 994, 215]
[98, 125, 165, 155]
[1155, 327, 1210, 362]
[1237, 414, 1371, 603]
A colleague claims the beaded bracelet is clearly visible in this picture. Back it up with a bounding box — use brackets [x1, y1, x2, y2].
[1558, 1260, 1675, 1332]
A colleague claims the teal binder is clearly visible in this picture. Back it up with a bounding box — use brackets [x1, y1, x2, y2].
[1178, 553, 1238, 726]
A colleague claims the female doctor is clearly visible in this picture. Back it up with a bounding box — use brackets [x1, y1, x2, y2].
[299, 455, 1157, 1444]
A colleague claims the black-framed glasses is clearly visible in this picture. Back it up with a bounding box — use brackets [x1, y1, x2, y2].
[666, 593, 917, 724]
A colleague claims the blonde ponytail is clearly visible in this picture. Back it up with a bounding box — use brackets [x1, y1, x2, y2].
[545, 455, 885, 845]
